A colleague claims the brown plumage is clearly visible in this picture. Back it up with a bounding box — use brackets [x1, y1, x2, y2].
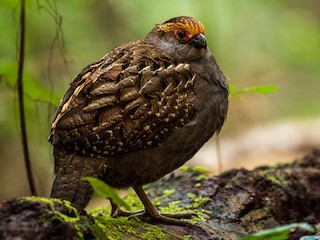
[50, 16, 228, 224]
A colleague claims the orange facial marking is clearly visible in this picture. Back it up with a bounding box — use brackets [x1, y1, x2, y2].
[159, 17, 205, 36]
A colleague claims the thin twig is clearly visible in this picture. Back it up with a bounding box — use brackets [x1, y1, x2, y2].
[17, 0, 36, 195]
[215, 134, 223, 173]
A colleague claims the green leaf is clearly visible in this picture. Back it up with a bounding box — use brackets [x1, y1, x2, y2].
[230, 84, 279, 99]
[82, 177, 130, 210]
[179, 166, 190, 172]
[300, 237, 320, 240]
[192, 166, 211, 174]
[241, 223, 315, 240]
[246, 85, 279, 94]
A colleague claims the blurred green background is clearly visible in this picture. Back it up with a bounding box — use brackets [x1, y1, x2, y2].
[0, 0, 319, 201]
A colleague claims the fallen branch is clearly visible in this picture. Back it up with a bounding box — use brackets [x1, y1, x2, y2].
[1, 149, 320, 239]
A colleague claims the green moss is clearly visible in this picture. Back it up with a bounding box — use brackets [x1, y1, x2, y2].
[20, 196, 79, 216]
[195, 174, 209, 181]
[89, 208, 169, 240]
[18, 196, 103, 240]
[19, 178, 212, 239]
[88, 188, 182, 239]
[259, 170, 285, 186]
[100, 190, 209, 238]
[187, 193, 211, 208]
[124, 187, 175, 209]
[157, 193, 212, 224]
[153, 189, 176, 206]
[140, 226, 169, 240]
[182, 235, 192, 240]
[18, 189, 211, 239]
[159, 200, 184, 213]
[186, 193, 212, 223]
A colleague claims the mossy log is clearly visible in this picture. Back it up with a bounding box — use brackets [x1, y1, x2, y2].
[1, 149, 320, 240]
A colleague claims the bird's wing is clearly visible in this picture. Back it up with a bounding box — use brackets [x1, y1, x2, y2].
[49, 41, 196, 157]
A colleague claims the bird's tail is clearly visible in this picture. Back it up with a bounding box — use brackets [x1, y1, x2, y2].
[50, 147, 106, 211]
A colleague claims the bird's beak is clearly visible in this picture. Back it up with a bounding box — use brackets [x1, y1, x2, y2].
[190, 33, 207, 49]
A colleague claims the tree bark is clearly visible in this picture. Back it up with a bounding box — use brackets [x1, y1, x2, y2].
[1, 149, 320, 240]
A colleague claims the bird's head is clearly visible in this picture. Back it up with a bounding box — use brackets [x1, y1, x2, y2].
[145, 16, 208, 61]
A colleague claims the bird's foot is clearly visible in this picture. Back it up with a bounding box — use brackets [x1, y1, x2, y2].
[160, 212, 194, 219]
[140, 210, 194, 226]
[111, 204, 194, 226]
[109, 198, 143, 217]
[111, 207, 144, 218]
[110, 186, 195, 226]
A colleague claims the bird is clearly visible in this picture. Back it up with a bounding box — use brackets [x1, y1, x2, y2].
[49, 16, 228, 225]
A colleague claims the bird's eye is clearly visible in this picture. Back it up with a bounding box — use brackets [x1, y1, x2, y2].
[174, 29, 190, 42]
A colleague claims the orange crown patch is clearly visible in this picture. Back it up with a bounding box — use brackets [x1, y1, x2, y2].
[158, 16, 205, 36]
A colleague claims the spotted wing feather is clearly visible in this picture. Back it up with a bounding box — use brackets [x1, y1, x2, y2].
[49, 41, 196, 157]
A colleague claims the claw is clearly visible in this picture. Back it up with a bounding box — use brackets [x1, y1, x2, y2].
[109, 186, 195, 226]
[132, 186, 194, 226]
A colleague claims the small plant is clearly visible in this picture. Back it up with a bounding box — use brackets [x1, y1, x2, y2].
[229, 84, 278, 99]
[241, 223, 315, 240]
[82, 177, 130, 210]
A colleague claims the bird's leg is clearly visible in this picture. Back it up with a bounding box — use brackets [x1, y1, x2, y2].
[133, 186, 194, 225]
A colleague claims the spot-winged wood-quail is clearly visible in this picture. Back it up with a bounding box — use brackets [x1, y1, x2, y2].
[50, 16, 228, 225]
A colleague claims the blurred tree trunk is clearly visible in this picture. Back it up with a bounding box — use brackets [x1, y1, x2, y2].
[1, 149, 320, 240]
